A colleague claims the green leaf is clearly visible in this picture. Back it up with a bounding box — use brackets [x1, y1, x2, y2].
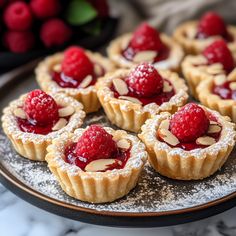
[66, 0, 97, 25]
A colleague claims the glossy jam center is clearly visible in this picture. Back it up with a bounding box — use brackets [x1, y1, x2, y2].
[122, 44, 170, 63]
[213, 81, 236, 100]
[111, 78, 175, 106]
[52, 64, 104, 89]
[65, 143, 131, 171]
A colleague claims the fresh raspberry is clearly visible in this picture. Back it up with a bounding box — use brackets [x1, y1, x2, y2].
[125, 63, 163, 97]
[23, 89, 59, 126]
[3, 2, 33, 31]
[197, 12, 227, 39]
[40, 18, 72, 48]
[30, 0, 60, 19]
[203, 40, 234, 72]
[170, 103, 209, 142]
[4, 31, 35, 53]
[75, 125, 117, 161]
[130, 23, 164, 52]
[61, 46, 94, 82]
[88, 0, 109, 17]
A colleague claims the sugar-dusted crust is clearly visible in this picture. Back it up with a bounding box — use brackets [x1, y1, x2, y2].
[181, 55, 228, 99]
[197, 70, 236, 122]
[45, 128, 147, 203]
[174, 21, 236, 54]
[2, 93, 86, 161]
[96, 68, 188, 133]
[139, 108, 236, 180]
[107, 33, 184, 72]
[35, 51, 116, 113]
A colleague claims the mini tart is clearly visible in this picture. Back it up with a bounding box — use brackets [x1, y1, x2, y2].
[2, 93, 85, 161]
[96, 69, 188, 133]
[45, 128, 147, 203]
[181, 54, 232, 99]
[35, 51, 115, 113]
[197, 71, 236, 122]
[174, 21, 236, 54]
[139, 109, 236, 180]
[107, 33, 184, 72]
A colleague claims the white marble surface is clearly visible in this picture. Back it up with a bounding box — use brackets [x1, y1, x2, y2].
[0, 184, 236, 236]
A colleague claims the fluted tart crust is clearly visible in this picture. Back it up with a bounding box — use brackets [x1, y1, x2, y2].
[35, 51, 115, 113]
[139, 108, 236, 180]
[2, 93, 85, 161]
[45, 128, 147, 203]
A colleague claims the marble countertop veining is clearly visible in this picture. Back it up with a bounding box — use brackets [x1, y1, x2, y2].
[0, 184, 236, 236]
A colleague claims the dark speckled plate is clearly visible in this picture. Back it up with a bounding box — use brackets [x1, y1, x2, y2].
[0, 62, 236, 227]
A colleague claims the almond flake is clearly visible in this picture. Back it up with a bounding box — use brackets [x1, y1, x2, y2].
[158, 128, 180, 146]
[187, 27, 197, 39]
[52, 118, 67, 131]
[112, 78, 129, 95]
[206, 64, 224, 75]
[229, 82, 236, 90]
[121, 37, 130, 50]
[228, 68, 236, 81]
[85, 159, 122, 172]
[58, 106, 74, 117]
[208, 124, 221, 134]
[117, 139, 130, 149]
[53, 64, 61, 72]
[119, 96, 142, 104]
[210, 120, 218, 125]
[163, 81, 172, 93]
[196, 136, 216, 145]
[13, 108, 26, 119]
[79, 75, 93, 88]
[214, 75, 226, 85]
[133, 51, 157, 63]
[159, 120, 170, 130]
[94, 64, 103, 76]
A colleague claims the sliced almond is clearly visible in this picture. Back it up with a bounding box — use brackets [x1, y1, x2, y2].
[210, 120, 218, 125]
[187, 27, 197, 39]
[229, 82, 236, 90]
[133, 51, 157, 63]
[53, 64, 61, 72]
[85, 159, 122, 172]
[119, 96, 142, 105]
[94, 64, 103, 76]
[79, 75, 93, 88]
[117, 139, 130, 149]
[159, 119, 170, 130]
[163, 81, 172, 93]
[58, 106, 75, 117]
[158, 128, 180, 146]
[52, 118, 67, 131]
[206, 64, 224, 75]
[208, 124, 221, 134]
[13, 108, 26, 119]
[196, 136, 216, 145]
[228, 68, 236, 81]
[112, 78, 129, 95]
[214, 74, 226, 85]
[121, 37, 130, 50]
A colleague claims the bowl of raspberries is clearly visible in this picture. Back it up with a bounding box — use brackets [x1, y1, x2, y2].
[0, 0, 117, 72]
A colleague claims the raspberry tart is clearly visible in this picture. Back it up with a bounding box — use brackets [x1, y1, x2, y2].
[2, 90, 85, 161]
[96, 63, 188, 132]
[46, 125, 147, 203]
[36, 46, 115, 113]
[174, 12, 236, 54]
[182, 40, 236, 98]
[107, 23, 184, 71]
[197, 68, 236, 122]
[139, 103, 236, 180]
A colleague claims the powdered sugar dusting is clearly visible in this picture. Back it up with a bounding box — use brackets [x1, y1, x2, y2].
[1, 110, 236, 213]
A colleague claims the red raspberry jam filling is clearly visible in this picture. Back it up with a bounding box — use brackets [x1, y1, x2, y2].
[111, 78, 175, 106]
[65, 142, 130, 171]
[122, 23, 170, 63]
[213, 81, 236, 100]
[157, 103, 222, 151]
